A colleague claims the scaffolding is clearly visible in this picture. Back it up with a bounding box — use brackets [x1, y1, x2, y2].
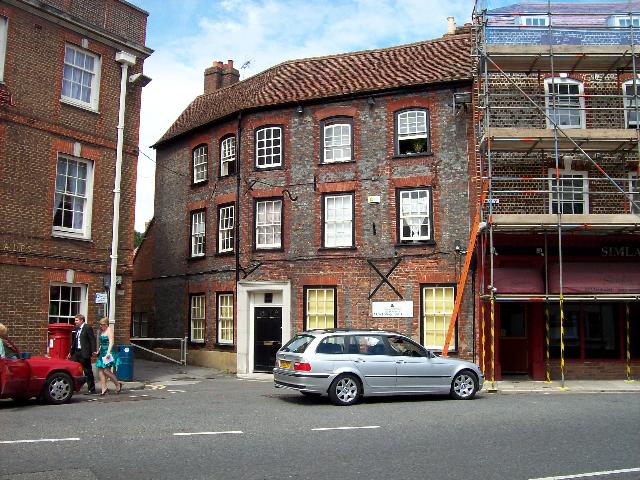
[443, 0, 640, 386]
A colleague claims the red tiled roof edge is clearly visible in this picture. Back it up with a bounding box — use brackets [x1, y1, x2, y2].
[154, 32, 472, 147]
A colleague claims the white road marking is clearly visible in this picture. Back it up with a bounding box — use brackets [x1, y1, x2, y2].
[0, 438, 81, 444]
[311, 426, 380, 431]
[173, 431, 243, 436]
[167, 389, 186, 393]
[529, 467, 640, 480]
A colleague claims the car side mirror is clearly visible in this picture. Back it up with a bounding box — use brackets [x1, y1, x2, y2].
[20, 352, 31, 360]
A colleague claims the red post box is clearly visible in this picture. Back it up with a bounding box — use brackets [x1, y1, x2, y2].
[47, 323, 74, 359]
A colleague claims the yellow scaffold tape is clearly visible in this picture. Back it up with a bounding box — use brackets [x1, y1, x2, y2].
[559, 294, 566, 388]
[481, 302, 486, 376]
[490, 294, 496, 391]
[626, 303, 634, 383]
[545, 303, 551, 383]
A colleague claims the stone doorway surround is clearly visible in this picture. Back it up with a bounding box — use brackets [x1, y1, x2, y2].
[236, 280, 291, 374]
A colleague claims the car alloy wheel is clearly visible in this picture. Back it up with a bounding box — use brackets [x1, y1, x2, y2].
[44, 372, 73, 404]
[329, 374, 361, 406]
[451, 370, 478, 400]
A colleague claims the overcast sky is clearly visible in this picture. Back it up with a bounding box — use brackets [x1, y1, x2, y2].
[132, 0, 473, 231]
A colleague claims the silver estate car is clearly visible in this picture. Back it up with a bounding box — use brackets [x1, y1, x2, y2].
[273, 329, 484, 405]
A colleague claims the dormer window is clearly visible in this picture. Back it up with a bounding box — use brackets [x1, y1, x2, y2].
[520, 15, 548, 27]
[611, 15, 640, 27]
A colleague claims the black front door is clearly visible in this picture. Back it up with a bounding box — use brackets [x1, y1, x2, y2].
[254, 307, 282, 372]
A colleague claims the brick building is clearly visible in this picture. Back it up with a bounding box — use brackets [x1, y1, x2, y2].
[134, 27, 477, 373]
[0, 0, 152, 354]
[472, 1, 640, 381]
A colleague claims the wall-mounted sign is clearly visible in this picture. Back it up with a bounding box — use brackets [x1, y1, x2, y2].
[368, 196, 381, 204]
[371, 301, 413, 318]
[95, 292, 108, 304]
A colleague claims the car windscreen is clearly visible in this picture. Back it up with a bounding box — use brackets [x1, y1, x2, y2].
[280, 334, 315, 353]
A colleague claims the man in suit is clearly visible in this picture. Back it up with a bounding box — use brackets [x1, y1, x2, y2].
[68, 314, 96, 394]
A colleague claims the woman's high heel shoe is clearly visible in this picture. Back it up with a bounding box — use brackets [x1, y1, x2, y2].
[100, 390, 108, 396]
[116, 382, 123, 394]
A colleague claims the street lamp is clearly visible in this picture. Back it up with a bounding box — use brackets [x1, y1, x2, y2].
[108, 51, 151, 326]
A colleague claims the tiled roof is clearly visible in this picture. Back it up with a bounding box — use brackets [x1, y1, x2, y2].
[155, 32, 472, 146]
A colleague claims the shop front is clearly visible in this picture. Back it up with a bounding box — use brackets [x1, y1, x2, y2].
[481, 234, 640, 380]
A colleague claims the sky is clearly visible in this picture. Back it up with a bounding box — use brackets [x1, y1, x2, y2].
[132, 0, 474, 231]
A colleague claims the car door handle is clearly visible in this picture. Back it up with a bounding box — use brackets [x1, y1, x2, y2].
[395, 360, 405, 364]
[354, 358, 365, 363]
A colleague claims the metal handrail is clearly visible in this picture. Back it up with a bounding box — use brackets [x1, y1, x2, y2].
[129, 337, 188, 365]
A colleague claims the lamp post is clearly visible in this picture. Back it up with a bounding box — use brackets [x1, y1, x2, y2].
[109, 51, 150, 326]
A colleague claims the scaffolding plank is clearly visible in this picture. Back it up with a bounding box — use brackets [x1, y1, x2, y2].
[483, 127, 638, 152]
[485, 45, 636, 72]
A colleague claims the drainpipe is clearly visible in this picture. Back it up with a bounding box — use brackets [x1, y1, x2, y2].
[235, 112, 243, 282]
[109, 51, 137, 326]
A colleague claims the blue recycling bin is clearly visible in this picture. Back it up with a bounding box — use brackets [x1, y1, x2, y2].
[115, 344, 134, 381]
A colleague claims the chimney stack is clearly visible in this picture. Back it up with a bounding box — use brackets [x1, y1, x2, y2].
[447, 16, 456, 35]
[204, 59, 239, 94]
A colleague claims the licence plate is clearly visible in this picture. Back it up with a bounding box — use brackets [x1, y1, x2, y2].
[279, 360, 291, 369]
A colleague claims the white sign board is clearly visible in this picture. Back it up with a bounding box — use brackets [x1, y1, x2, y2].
[371, 301, 413, 318]
[95, 292, 108, 304]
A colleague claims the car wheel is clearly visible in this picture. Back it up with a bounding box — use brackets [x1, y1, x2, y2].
[43, 372, 73, 405]
[450, 370, 478, 400]
[328, 374, 362, 406]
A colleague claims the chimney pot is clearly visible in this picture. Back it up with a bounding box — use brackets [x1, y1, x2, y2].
[447, 16, 456, 35]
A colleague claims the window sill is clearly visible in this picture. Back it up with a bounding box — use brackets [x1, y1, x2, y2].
[255, 165, 284, 172]
[51, 231, 93, 242]
[215, 342, 235, 349]
[392, 152, 433, 160]
[189, 340, 206, 346]
[319, 160, 356, 166]
[318, 246, 356, 252]
[254, 246, 284, 253]
[217, 174, 237, 180]
[215, 251, 235, 257]
[191, 180, 209, 188]
[188, 255, 206, 261]
[60, 97, 100, 114]
[395, 240, 435, 247]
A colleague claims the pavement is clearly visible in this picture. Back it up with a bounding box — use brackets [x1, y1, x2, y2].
[105, 359, 640, 395]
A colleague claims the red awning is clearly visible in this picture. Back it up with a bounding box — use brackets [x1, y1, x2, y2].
[549, 263, 640, 294]
[493, 267, 544, 294]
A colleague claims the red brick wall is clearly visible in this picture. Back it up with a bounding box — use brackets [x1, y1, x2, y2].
[0, 2, 147, 353]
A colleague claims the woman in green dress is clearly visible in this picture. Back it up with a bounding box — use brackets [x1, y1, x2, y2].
[94, 318, 123, 395]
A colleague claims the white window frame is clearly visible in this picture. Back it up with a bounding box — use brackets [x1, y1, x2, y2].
[190, 210, 205, 258]
[220, 136, 236, 177]
[217, 293, 234, 345]
[520, 15, 549, 26]
[398, 188, 432, 243]
[396, 109, 429, 155]
[48, 283, 87, 324]
[61, 44, 101, 111]
[623, 80, 639, 128]
[255, 126, 282, 168]
[131, 312, 149, 337]
[218, 204, 234, 253]
[0, 16, 7, 83]
[611, 15, 640, 27]
[630, 172, 640, 214]
[192, 145, 208, 183]
[422, 285, 455, 351]
[52, 155, 94, 240]
[548, 168, 588, 214]
[323, 123, 352, 163]
[544, 78, 585, 129]
[256, 199, 282, 249]
[305, 287, 336, 330]
[323, 194, 353, 248]
[190, 294, 205, 343]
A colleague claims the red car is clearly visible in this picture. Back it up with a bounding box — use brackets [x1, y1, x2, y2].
[0, 338, 86, 404]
